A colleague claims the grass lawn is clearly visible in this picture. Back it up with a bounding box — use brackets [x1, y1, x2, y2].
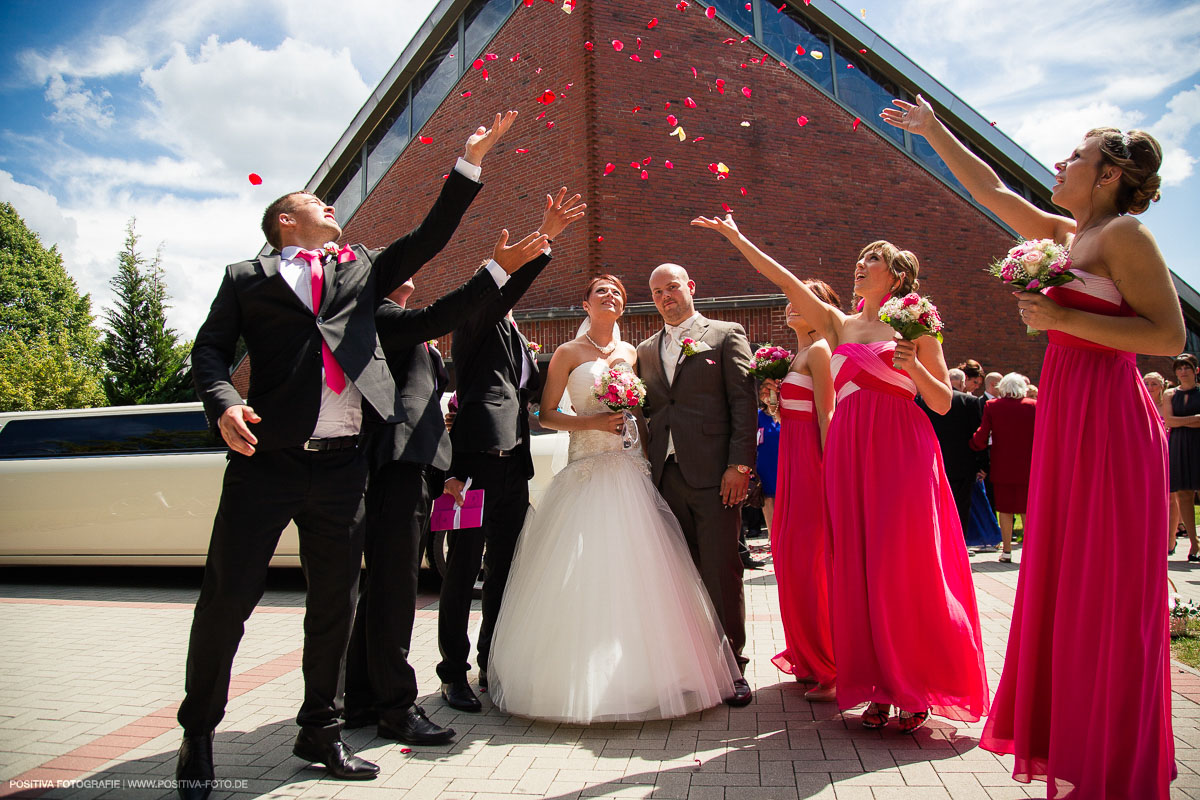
[1172, 618, 1200, 670]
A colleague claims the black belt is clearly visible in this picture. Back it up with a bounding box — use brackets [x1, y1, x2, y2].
[301, 435, 359, 452]
[485, 446, 519, 457]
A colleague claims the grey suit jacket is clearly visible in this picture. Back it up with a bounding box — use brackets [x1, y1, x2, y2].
[635, 315, 758, 488]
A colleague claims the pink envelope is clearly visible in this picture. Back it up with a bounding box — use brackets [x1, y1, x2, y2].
[431, 489, 485, 530]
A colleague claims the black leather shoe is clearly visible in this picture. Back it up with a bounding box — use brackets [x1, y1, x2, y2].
[725, 678, 753, 707]
[740, 554, 767, 569]
[292, 728, 379, 780]
[478, 669, 488, 691]
[175, 732, 214, 800]
[378, 705, 456, 745]
[441, 680, 482, 712]
[343, 709, 379, 730]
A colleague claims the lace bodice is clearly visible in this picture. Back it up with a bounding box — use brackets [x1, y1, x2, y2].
[565, 360, 647, 470]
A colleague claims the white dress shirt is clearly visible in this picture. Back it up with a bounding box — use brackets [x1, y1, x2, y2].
[659, 311, 701, 457]
[277, 157, 483, 439]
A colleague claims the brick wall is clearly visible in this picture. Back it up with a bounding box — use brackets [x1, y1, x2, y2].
[339, 0, 1047, 381]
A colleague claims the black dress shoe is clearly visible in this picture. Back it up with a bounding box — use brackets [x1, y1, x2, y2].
[441, 680, 482, 712]
[292, 728, 379, 780]
[478, 669, 488, 691]
[378, 705, 456, 745]
[740, 554, 767, 569]
[725, 677, 753, 707]
[343, 709, 379, 730]
[175, 732, 214, 800]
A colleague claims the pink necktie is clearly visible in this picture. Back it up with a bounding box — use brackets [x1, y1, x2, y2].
[296, 249, 346, 395]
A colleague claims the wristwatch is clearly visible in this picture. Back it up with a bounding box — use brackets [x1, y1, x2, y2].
[729, 464, 751, 475]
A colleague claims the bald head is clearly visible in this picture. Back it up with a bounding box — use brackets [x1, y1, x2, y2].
[649, 263, 697, 326]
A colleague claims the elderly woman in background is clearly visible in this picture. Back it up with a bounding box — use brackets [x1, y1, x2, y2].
[1145, 371, 1184, 556]
[970, 373, 1036, 563]
[1164, 354, 1200, 561]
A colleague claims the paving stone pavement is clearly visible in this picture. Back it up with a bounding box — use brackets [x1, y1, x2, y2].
[1, 543, 1198, 800]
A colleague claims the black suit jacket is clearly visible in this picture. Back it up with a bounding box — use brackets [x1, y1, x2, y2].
[918, 390, 986, 482]
[192, 170, 483, 451]
[364, 266, 502, 472]
[449, 252, 550, 480]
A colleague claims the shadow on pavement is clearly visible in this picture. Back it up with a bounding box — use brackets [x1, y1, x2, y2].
[0, 566, 308, 606]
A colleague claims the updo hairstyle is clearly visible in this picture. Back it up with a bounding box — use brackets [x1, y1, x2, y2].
[1086, 127, 1163, 215]
[859, 240, 920, 297]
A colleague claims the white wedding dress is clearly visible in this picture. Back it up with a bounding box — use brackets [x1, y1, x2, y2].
[488, 359, 740, 723]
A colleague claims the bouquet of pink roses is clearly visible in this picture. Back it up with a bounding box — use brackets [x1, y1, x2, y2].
[748, 344, 794, 382]
[990, 238, 1076, 334]
[593, 363, 646, 449]
[879, 293, 944, 342]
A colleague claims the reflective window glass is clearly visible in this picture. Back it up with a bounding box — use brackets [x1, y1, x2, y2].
[412, 31, 459, 133]
[0, 411, 221, 458]
[709, 0, 754, 34]
[910, 135, 967, 194]
[833, 43, 903, 145]
[330, 158, 363, 225]
[464, 0, 511, 60]
[760, 5, 832, 93]
[366, 93, 411, 191]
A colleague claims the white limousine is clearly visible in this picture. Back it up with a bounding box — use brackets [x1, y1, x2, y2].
[0, 403, 566, 569]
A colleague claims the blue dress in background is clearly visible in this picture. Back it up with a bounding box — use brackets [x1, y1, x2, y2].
[755, 408, 781, 497]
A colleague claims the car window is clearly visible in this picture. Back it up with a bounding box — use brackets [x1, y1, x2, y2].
[0, 411, 222, 457]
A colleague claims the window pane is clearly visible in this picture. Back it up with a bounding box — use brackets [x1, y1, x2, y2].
[366, 94, 411, 191]
[709, 0, 753, 34]
[412, 31, 459, 133]
[0, 412, 220, 458]
[464, 0, 510, 60]
[330, 158, 363, 225]
[832, 43, 903, 145]
[910, 135, 967, 194]
[760, 5, 832, 93]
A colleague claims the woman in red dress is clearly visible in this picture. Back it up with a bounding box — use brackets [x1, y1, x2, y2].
[970, 373, 1036, 562]
[693, 214, 988, 735]
[887, 96, 1183, 798]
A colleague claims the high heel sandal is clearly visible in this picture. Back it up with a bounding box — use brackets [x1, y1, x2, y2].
[897, 709, 929, 734]
[861, 702, 890, 729]
[804, 682, 836, 703]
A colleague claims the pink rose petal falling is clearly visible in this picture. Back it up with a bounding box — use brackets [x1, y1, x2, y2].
[603, 162, 615, 175]
[472, 58, 484, 69]
[647, 17, 658, 28]
[597, 235, 604, 242]
[740, 186, 747, 196]
[690, 66, 698, 78]
[630, 54, 642, 62]
[400, 748, 412, 754]
[653, 50, 662, 58]
[545, 121, 555, 128]
[665, 101, 671, 109]
[461, 90, 472, 97]
[715, 78, 725, 94]
[584, 41, 594, 51]
[722, 202, 732, 213]
[797, 115, 809, 126]
[665, 160, 674, 168]
[511, 53, 521, 62]
[723, 38, 737, 45]
[741, 86, 751, 98]
[537, 89, 556, 104]
[612, 39, 624, 51]
[852, 117, 862, 130]
[708, 163, 719, 174]
[693, 135, 705, 141]
[536, 110, 547, 120]
[640, 170, 649, 180]
[630, 162, 640, 169]
[667, 114, 678, 126]
[636, 37, 643, 49]
[643, 156, 652, 165]
[248, 173, 262, 185]
[795, 44, 806, 56]
[858, 48, 867, 54]
[420, 136, 432, 144]
[515, 148, 529, 153]
[676, 0, 688, 10]
[740, 35, 751, 42]
[485, 53, 498, 61]
[684, 96, 698, 108]
[631, 105, 641, 113]
[482, 68, 489, 80]
[706, 6, 715, 18]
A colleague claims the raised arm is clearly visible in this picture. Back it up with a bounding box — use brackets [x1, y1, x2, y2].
[691, 214, 846, 345]
[881, 95, 1074, 244]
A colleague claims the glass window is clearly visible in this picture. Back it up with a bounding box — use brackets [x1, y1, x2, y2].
[833, 42, 903, 145]
[366, 92, 411, 191]
[910, 135, 967, 194]
[329, 157, 363, 225]
[0, 411, 221, 458]
[464, 0, 510, 61]
[760, 5, 833, 93]
[709, 0, 754, 34]
[412, 30, 459, 133]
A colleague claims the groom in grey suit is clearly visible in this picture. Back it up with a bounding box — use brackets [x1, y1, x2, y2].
[636, 263, 758, 706]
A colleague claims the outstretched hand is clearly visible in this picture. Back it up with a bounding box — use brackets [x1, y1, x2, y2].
[493, 228, 550, 273]
[464, 110, 518, 166]
[538, 187, 587, 240]
[690, 213, 742, 241]
[218, 404, 261, 456]
[879, 93, 936, 135]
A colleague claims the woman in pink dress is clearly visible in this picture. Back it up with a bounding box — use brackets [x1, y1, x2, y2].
[886, 97, 1182, 797]
[763, 284, 840, 703]
[693, 215, 989, 734]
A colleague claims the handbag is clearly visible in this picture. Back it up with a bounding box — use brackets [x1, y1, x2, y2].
[964, 479, 1002, 547]
[744, 472, 764, 509]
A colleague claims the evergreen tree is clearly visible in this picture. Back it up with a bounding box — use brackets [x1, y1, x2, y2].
[100, 219, 193, 405]
[0, 201, 105, 411]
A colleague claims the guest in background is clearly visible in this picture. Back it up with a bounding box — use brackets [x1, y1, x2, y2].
[1144, 372, 1184, 556]
[1025, 384, 1038, 399]
[958, 359, 984, 395]
[755, 382, 781, 534]
[1165, 353, 1200, 562]
[919, 367, 987, 540]
[970, 373, 1036, 562]
[983, 372, 1003, 401]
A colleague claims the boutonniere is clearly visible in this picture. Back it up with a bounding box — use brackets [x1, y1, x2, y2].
[679, 337, 712, 357]
[526, 341, 542, 355]
[322, 241, 356, 264]
[426, 339, 438, 350]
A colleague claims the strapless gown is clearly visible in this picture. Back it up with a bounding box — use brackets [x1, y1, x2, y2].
[488, 359, 740, 722]
[824, 341, 989, 721]
[770, 372, 836, 685]
[980, 271, 1175, 798]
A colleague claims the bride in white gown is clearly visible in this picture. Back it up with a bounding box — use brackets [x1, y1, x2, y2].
[488, 275, 740, 723]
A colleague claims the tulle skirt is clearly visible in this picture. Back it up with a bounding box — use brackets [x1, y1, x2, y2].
[488, 450, 740, 723]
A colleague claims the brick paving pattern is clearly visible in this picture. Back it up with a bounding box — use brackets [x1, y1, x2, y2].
[1, 546, 1198, 799]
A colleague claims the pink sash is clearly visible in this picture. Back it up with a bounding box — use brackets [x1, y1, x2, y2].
[831, 341, 916, 403]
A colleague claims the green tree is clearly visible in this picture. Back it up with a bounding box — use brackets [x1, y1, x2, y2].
[0, 201, 105, 411]
[100, 219, 193, 405]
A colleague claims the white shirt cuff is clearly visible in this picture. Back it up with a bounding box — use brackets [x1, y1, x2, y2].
[484, 259, 509, 287]
[454, 157, 482, 182]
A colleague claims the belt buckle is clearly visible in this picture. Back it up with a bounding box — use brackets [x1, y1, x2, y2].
[303, 439, 321, 452]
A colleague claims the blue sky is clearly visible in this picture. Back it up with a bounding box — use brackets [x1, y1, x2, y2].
[1, 0, 1197, 338]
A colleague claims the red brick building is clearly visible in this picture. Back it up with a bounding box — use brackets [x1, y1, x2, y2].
[285, 0, 1200, 386]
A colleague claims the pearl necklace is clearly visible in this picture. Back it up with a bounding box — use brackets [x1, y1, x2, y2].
[584, 332, 616, 355]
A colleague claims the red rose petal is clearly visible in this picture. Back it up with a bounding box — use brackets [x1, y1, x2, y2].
[778, 2, 785, 10]
[715, 78, 725, 93]
[420, 136, 432, 144]
[636, 37, 643, 49]
[859, 48, 867, 54]
[537, 89, 556, 104]
[461, 90, 472, 97]
[847, 64, 855, 69]
[442, 174, 449, 179]
[643, 156, 652, 165]
[745, 2, 751, 8]
[741, 86, 751, 98]
[472, 59, 484, 70]
[523, 0, 533, 5]
[852, 117, 862, 130]
[536, 110, 547, 120]
[641, 170, 649, 180]
[584, 41, 594, 51]
[612, 39, 624, 51]
[647, 17, 658, 28]
[693, 136, 705, 141]
[248, 173, 262, 185]
[485, 53, 498, 61]
[706, 6, 715, 18]
[723, 38, 737, 45]
[400, 748, 412, 754]
[665, 160, 674, 169]
[653, 50, 662, 59]
[630, 162, 640, 169]
[482, 68, 489, 80]
[797, 115, 809, 126]
[721, 203, 732, 213]
[511, 52, 521, 62]
[665, 101, 671, 109]
[604, 163, 615, 175]
[740, 35, 751, 42]
[545, 121, 555, 128]
[597, 235, 604, 242]
[990, 121, 997, 126]
[515, 148, 529, 153]
[795, 44, 806, 56]
[535, 67, 542, 73]
[684, 96, 697, 108]
[708, 163, 719, 173]
[630, 54, 642, 62]
[740, 186, 747, 196]
[666, 114, 678, 126]
[676, 0, 688, 10]
[690, 66, 698, 78]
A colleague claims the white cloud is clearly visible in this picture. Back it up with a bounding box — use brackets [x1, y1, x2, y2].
[1010, 101, 1147, 172]
[1153, 84, 1200, 185]
[44, 75, 114, 129]
[0, 171, 79, 256]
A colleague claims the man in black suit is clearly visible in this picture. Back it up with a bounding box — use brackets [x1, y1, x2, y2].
[343, 224, 557, 745]
[436, 189, 586, 712]
[918, 368, 986, 538]
[177, 114, 516, 800]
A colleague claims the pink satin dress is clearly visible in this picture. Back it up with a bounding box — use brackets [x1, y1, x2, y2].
[770, 372, 836, 685]
[823, 340, 989, 721]
[980, 271, 1175, 798]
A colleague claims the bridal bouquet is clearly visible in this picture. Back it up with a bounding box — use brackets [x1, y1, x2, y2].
[879, 293, 944, 342]
[989, 238, 1076, 334]
[593, 363, 646, 449]
[748, 344, 793, 406]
